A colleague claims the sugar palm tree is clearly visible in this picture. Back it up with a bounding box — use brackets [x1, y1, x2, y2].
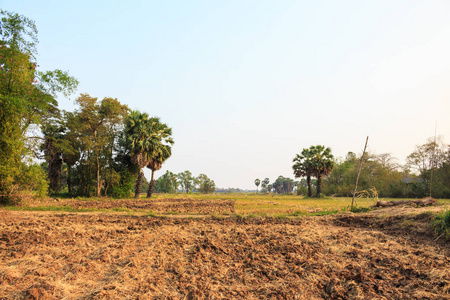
[310, 145, 334, 197]
[254, 179, 261, 193]
[293, 148, 315, 197]
[124, 111, 153, 198]
[293, 145, 334, 197]
[146, 118, 173, 198]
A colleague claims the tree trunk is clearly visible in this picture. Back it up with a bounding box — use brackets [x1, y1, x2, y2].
[147, 169, 155, 198]
[316, 174, 322, 197]
[67, 165, 72, 195]
[307, 175, 312, 197]
[135, 169, 143, 199]
[49, 155, 62, 194]
[96, 154, 101, 197]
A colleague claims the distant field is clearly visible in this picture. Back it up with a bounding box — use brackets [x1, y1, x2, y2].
[151, 193, 450, 216]
[8, 193, 450, 216]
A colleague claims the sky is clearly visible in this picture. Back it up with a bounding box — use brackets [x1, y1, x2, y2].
[3, 0, 450, 190]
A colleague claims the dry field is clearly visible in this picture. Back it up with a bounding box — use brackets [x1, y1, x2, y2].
[21, 197, 236, 215]
[0, 203, 449, 299]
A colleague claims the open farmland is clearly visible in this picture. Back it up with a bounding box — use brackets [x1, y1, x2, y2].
[15, 193, 450, 216]
[0, 198, 449, 299]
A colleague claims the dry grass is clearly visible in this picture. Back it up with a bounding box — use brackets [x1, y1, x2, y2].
[18, 197, 235, 215]
[0, 209, 449, 299]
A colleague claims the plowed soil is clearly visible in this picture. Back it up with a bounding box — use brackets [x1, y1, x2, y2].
[26, 197, 235, 214]
[0, 209, 448, 299]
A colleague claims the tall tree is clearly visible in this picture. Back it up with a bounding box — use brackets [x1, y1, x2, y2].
[311, 145, 335, 197]
[406, 137, 449, 197]
[66, 95, 128, 197]
[124, 111, 153, 199]
[41, 118, 67, 193]
[254, 178, 260, 193]
[406, 137, 447, 178]
[196, 173, 216, 194]
[261, 178, 270, 192]
[293, 145, 334, 197]
[0, 11, 77, 203]
[145, 118, 174, 198]
[293, 148, 315, 197]
[124, 112, 172, 199]
[178, 170, 195, 193]
[154, 171, 178, 193]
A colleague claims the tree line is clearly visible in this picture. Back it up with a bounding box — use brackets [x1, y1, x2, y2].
[255, 141, 450, 198]
[0, 11, 176, 203]
[2, 11, 449, 203]
[325, 138, 450, 198]
[153, 170, 216, 194]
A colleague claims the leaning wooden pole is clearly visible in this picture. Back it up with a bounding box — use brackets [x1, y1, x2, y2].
[351, 136, 369, 211]
[429, 121, 437, 198]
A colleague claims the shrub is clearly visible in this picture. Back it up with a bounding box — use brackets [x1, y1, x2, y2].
[431, 210, 450, 238]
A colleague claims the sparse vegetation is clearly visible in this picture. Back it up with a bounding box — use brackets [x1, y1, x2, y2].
[431, 209, 450, 238]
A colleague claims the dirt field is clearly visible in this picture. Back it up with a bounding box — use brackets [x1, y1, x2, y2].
[0, 205, 448, 299]
[23, 197, 236, 215]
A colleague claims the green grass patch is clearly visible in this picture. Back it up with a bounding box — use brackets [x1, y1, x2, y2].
[431, 209, 450, 238]
[4, 205, 99, 212]
[348, 206, 373, 213]
[146, 211, 157, 217]
[289, 210, 339, 217]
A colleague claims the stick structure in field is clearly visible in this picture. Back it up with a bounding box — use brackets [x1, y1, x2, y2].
[351, 136, 369, 211]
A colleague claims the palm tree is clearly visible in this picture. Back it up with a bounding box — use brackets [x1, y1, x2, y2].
[124, 111, 154, 198]
[293, 145, 334, 197]
[146, 118, 173, 198]
[261, 178, 270, 192]
[293, 148, 315, 197]
[310, 145, 334, 197]
[254, 178, 261, 193]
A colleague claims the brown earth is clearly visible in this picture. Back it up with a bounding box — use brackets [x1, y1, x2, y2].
[0, 208, 448, 299]
[23, 197, 236, 215]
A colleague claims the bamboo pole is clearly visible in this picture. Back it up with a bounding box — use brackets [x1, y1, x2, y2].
[429, 122, 437, 198]
[351, 136, 369, 212]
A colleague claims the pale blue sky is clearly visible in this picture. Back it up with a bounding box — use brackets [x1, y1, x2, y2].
[3, 1, 450, 189]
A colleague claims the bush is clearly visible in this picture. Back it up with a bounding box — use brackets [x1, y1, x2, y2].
[296, 185, 307, 196]
[431, 210, 450, 238]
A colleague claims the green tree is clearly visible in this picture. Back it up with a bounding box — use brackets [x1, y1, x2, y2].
[311, 145, 334, 197]
[196, 173, 216, 194]
[41, 118, 68, 193]
[0, 11, 77, 203]
[124, 111, 154, 198]
[293, 148, 315, 197]
[62, 94, 128, 197]
[254, 178, 260, 193]
[145, 118, 174, 198]
[293, 145, 334, 197]
[406, 137, 449, 198]
[261, 178, 270, 192]
[98, 97, 129, 196]
[177, 170, 195, 193]
[406, 137, 447, 178]
[154, 170, 178, 193]
[272, 176, 295, 194]
[323, 151, 406, 198]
